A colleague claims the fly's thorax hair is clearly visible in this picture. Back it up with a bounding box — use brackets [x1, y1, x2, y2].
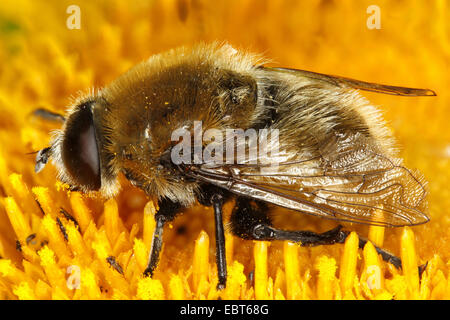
[49, 95, 120, 197]
[101, 42, 270, 129]
[265, 71, 398, 160]
[89, 42, 275, 204]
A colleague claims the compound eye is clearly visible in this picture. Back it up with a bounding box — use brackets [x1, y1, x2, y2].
[62, 102, 101, 190]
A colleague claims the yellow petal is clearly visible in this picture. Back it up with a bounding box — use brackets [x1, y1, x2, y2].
[284, 241, 301, 299]
[137, 277, 165, 300]
[3, 197, 32, 241]
[192, 231, 209, 294]
[361, 241, 384, 296]
[368, 209, 385, 247]
[222, 260, 246, 300]
[37, 246, 68, 296]
[339, 231, 359, 296]
[41, 214, 71, 258]
[104, 198, 122, 244]
[169, 274, 185, 300]
[70, 192, 94, 232]
[13, 281, 36, 300]
[315, 255, 337, 300]
[254, 240, 269, 299]
[32, 187, 58, 218]
[401, 227, 420, 299]
[133, 238, 148, 273]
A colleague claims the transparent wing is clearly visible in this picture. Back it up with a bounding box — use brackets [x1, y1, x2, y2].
[265, 67, 436, 96]
[184, 137, 429, 227]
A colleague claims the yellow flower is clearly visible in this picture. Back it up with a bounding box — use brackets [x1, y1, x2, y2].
[0, 0, 449, 300]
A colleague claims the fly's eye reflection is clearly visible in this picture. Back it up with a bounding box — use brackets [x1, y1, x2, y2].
[62, 102, 101, 190]
[34, 43, 433, 290]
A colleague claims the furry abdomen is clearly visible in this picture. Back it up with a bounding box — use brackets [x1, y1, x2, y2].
[264, 72, 397, 160]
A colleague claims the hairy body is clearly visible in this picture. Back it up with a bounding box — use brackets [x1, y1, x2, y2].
[37, 43, 431, 288]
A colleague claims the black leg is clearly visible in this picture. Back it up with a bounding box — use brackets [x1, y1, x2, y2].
[143, 199, 182, 277]
[143, 214, 165, 277]
[196, 185, 232, 290]
[253, 224, 402, 268]
[229, 197, 403, 269]
[212, 194, 227, 290]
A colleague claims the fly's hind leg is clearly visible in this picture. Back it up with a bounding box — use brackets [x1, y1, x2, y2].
[230, 197, 405, 270]
[230, 197, 347, 245]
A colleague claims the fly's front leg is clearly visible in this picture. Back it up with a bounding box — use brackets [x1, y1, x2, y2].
[143, 199, 182, 278]
[143, 215, 165, 278]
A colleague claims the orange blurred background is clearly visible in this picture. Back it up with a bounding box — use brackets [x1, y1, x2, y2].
[0, 0, 449, 297]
